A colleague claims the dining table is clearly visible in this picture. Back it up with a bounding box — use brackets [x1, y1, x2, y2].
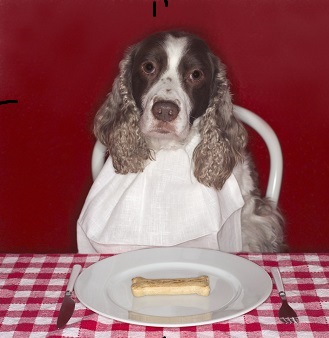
[0, 252, 328, 338]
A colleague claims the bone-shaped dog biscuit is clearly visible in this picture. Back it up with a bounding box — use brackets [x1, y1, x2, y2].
[131, 275, 210, 297]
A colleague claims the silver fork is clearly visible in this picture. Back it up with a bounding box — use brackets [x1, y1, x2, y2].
[271, 267, 299, 323]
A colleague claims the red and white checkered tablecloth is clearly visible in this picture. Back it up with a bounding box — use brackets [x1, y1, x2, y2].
[0, 253, 329, 338]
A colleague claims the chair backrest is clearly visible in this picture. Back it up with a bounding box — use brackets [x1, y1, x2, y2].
[233, 105, 283, 205]
[91, 139, 107, 181]
[91, 105, 283, 205]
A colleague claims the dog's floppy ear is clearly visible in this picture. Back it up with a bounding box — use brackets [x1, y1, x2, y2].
[93, 45, 151, 174]
[193, 55, 247, 190]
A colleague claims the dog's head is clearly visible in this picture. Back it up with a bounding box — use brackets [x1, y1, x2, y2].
[94, 31, 247, 189]
[130, 31, 216, 148]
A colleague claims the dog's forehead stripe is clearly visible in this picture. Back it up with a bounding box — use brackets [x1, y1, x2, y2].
[164, 35, 188, 74]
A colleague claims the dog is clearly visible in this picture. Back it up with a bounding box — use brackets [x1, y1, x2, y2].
[78, 31, 284, 253]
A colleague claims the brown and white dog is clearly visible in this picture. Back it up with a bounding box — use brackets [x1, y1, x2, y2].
[86, 31, 284, 252]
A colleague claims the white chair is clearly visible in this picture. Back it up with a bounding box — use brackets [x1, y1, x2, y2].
[91, 105, 283, 205]
[233, 105, 283, 205]
[91, 139, 107, 182]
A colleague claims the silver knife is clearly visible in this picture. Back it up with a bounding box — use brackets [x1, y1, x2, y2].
[57, 264, 82, 329]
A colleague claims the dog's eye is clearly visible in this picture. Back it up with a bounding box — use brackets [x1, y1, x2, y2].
[189, 69, 204, 82]
[142, 62, 156, 75]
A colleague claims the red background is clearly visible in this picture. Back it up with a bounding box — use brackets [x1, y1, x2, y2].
[1, 0, 328, 253]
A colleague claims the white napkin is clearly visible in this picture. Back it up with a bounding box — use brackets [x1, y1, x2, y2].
[77, 128, 245, 254]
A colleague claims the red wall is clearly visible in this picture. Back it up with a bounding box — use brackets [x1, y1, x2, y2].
[1, 0, 329, 253]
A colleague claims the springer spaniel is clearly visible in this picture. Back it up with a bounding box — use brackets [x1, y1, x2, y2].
[78, 31, 284, 253]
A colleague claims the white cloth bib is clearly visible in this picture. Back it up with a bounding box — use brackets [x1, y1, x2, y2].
[77, 131, 245, 253]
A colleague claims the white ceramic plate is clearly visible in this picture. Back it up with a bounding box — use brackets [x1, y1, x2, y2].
[75, 248, 272, 327]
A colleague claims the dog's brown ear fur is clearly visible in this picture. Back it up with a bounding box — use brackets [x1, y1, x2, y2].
[193, 55, 247, 190]
[93, 46, 152, 174]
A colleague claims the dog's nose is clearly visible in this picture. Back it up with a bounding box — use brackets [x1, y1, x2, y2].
[151, 101, 179, 122]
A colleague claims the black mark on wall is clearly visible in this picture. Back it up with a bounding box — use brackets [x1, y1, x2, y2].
[0, 100, 18, 106]
[153, 0, 169, 17]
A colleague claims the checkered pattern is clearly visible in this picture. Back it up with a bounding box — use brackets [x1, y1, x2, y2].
[1, 253, 328, 338]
